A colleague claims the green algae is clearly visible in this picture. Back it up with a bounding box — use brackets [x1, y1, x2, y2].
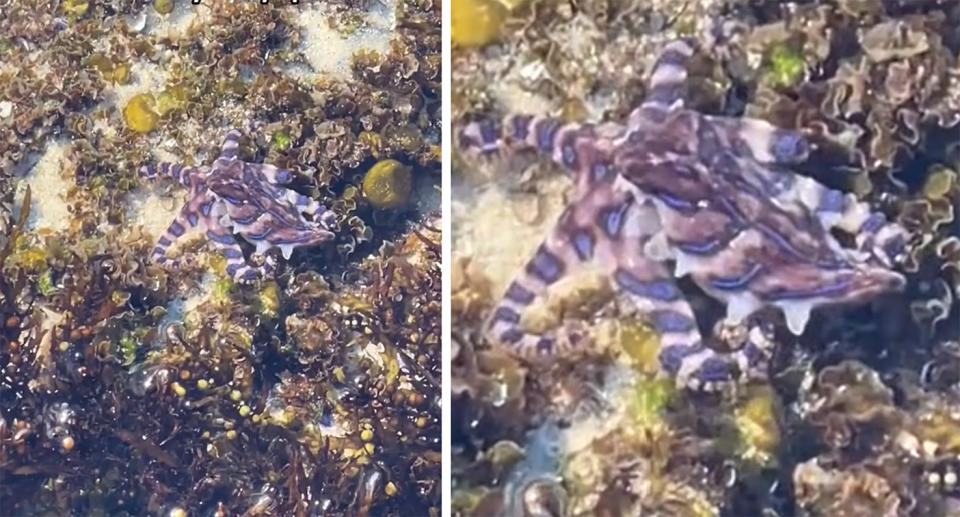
[763, 43, 806, 88]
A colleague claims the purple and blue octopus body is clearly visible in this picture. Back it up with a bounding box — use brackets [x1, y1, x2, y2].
[139, 127, 336, 283]
[459, 39, 909, 390]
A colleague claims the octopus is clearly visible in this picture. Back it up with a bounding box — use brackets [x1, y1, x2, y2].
[459, 39, 910, 390]
[139, 127, 337, 283]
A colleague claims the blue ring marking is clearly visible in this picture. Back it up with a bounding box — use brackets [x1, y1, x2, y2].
[708, 263, 763, 291]
[157, 236, 172, 247]
[511, 116, 531, 140]
[818, 189, 845, 213]
[572, 231, 594, 261]
[650, 310, 696, 333]
[696, 356, 732, 383]
[152, 246, 166, 256]
[859, 213, 886, 234]
[613, 269, 680, 301]
[654, 190, 696, 211]
[659, 343, 699, 374]
[526, 246, 563, 284]
[772, 131, 809, 162]
[500, 328, 523, 344]
[505, 282, 535, 304]
[271, 234, 313, 245]
[186, 213, 199, 226]
[673, 237, 724, 255]
[226, 263, 242, 275]
[536, 119, 559, 151]
[479, 120, 498, 144]
[206, 231, 236, 245]
[536, 337, 554, 354]
[561, 144, 576, 166]
[755, 223, 810, 262]
[600, 204, 628, 237]
[232, 213, 259, 225]
[276, 170, 292, 183]
[200, 202, 212, 216]
[493, 307, 521, 324]
[246, 228, 273, 241]
[222, 248, 242, 259]
[591, 162, 610, 182]
[742, 341, 766, 365]
[169, 222, 185, 236]
[761, 279, 853, 301]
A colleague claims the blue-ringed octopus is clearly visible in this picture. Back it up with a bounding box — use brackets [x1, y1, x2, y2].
[139, 126, 337, 283]
[459, 39, 910, 390]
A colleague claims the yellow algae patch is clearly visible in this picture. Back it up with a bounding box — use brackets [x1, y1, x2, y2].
[362, 159, 413, 210]
[452, 0, 508, 48]
[101, 60, 169, 112]
[124, 93, 160, 133]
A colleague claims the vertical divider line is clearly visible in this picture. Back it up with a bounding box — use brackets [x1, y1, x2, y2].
[440, 0, 452, 514]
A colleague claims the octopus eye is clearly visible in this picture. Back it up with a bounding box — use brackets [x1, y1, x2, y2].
[276, 170, 292, 183]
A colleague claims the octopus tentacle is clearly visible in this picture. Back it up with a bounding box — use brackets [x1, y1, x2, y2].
[219, 128, 243, 160]
[487, 183, 633, 357]
[255, 163, 295, 185]
[151, 203, 203, 270]
[702, 115, 811, 165]
[487, 216, 595, 358]
[139, 162, 204, 188]
[205, 228, 249, 279]
[458, 115, 624, 181]
[629, 39, 695, 127]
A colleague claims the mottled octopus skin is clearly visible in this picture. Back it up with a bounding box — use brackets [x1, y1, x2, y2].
[460, 39, 909, 389]
[139, 128, 336, 283]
